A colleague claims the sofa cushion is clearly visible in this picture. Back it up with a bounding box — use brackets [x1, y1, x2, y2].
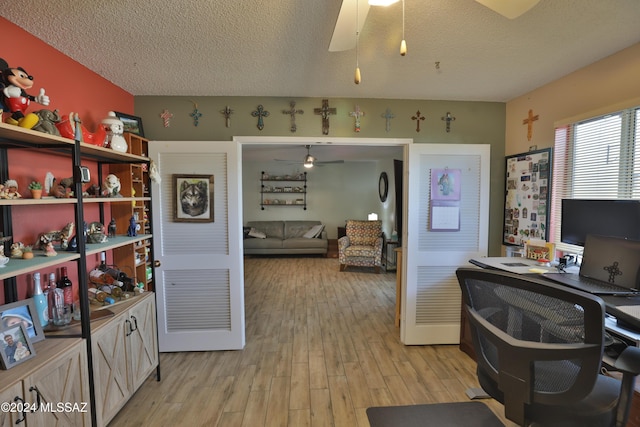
[246, 221, 285, 239]
[284, 221, 323, 239]
[243, 237, 283, 250]
[248, 228, 266, 238]
[283, 237, 328, 250]
[303, 224, 324, 238]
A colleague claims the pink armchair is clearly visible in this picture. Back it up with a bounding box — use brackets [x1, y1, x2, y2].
[338, 220, 383, 273]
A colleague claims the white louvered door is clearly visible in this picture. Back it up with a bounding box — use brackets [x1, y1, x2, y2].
[401, 144, 490, 344]
[150, 141, 245, 351]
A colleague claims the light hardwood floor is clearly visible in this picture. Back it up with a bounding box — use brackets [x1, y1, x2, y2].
[110, 257, 514, 427]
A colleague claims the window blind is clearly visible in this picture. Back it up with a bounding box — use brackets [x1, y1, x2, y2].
[551, 107, 640, 254]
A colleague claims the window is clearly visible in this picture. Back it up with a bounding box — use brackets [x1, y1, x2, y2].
[551, 106, 640, 253]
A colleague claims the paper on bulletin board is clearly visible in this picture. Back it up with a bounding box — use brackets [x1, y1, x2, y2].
[431, 204, 460, 231]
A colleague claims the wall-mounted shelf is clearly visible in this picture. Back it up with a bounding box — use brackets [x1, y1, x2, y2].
[260, 171, 307, 210]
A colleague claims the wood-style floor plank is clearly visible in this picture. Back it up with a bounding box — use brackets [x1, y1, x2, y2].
[110, 257, 516, 426]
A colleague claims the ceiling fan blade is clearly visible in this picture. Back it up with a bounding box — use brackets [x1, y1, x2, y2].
[329, 0, 370, 52]
[317, 160, 345, 164]
[475, 0, 540, 19]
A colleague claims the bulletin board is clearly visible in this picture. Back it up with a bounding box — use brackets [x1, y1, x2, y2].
[503, 148, 552, 246]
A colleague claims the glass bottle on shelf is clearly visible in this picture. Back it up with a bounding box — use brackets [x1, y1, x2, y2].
[32, 272, 49, 327]
[58, 267, 73, 306]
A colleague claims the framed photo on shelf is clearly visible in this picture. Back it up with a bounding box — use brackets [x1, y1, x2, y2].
[173, 174, 214, 223]
[0, 323, 36, 370]
[114, 111, 145, 137]
[0, 298, 45, 343]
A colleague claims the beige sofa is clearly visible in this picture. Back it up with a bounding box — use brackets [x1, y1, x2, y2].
[243, 220, 328, 255]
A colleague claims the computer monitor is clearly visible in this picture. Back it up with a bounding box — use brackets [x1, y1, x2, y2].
[561, 199, 640, 246]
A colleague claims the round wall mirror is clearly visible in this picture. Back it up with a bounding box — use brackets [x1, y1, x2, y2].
[378, 172, 389, 202]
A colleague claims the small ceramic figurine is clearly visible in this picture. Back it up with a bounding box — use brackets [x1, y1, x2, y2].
[127, 216, 137, 237]
[108, 218, 117, 237]
[103, 174, 122, 197]
[0, 245, 9, 267]
[10, 242, 24, 258]
[101, 111, 128, 152]
[0, 180, 21, 199]
[44, 242, 57, 257]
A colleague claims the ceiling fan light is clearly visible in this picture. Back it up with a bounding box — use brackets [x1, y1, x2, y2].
[304, 154, 315, 168]
[400, 39, 407, 56]
[368, 0, 399, 6]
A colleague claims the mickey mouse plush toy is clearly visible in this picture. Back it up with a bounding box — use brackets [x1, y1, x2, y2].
[0, 58, 50, 128]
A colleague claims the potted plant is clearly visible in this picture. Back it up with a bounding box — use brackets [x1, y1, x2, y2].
[28, 181, 42, 199]
[22, 245, 34, 259]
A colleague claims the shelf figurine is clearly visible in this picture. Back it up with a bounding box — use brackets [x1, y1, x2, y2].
[108, 218, 117, 237]
[101, 111, 128, 152]
[0, 180, 21, 199]
[127, 216, 137, 237]
[103, 174, 122, 197]
[0, 58, 50, 128]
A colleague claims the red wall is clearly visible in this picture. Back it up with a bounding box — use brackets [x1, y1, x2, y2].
[1, 18, 134, 302]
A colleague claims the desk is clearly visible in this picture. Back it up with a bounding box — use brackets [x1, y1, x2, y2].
[468, 257, 640, 332]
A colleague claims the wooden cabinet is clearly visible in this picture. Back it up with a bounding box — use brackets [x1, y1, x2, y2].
[0, 338, 91, 426]
[91, 293, 157, 427]
[260, 171, 307, 209]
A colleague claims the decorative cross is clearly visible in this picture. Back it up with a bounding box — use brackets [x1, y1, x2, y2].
[220, 105, 234, 128]
[251, 105, 270, 131]
[522, 109, 539, 141]
[412, 110, 425, 132]
[441, 112, 456, 133]
[189, 101, 202, 126]
[381, 108, 395, 132]
[160, 109, 173, 128]
[604, 261, 623, 284]
[349, 105, 365, 132]
[313, 99, 337, 136]
[282, 101, 304, 133]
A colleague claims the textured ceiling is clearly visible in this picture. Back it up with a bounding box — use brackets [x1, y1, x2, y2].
[3, 0, 640, 102]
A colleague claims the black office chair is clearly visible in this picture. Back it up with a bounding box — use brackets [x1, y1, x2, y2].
[456, 267, 640, 427]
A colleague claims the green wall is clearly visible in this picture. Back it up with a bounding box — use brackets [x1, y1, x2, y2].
[134, 96, 506, 255]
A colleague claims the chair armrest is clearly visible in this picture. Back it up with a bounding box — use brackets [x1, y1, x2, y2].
[319, 230, 328, 240]
[338, 236, 350, 249]
[614, 346, 640, 375]
[374, 237, 383, 252]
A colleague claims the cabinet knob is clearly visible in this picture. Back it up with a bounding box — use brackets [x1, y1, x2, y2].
[154, 260, 161, 267]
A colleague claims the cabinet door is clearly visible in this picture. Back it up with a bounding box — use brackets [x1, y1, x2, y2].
[127, 295, 158, 391]
[0, 382, 24, 426]
[92, 313, 130, 427]
[23, 342, 91, 427]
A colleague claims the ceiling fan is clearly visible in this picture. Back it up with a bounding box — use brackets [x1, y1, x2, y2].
[329, 0, 540, 52]
[275, 145, 345, 168]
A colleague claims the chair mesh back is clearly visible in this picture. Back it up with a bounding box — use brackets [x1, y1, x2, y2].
[457, 268, 605, 412]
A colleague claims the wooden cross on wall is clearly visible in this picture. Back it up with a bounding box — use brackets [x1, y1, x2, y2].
[282, 101, 304, 133]
[522, 109, 539, 141]
[349, 105, 365, 132]
[412, 110, 425, 132]
[251, 105, 270, 131]
[314, 99, 337, 135]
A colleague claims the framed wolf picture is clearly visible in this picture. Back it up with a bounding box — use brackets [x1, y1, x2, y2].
[173, 174, 214, 223]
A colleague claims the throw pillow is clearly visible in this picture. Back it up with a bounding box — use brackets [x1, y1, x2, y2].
[303, 224, 324, 238]
[248, 227, 267, 239]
